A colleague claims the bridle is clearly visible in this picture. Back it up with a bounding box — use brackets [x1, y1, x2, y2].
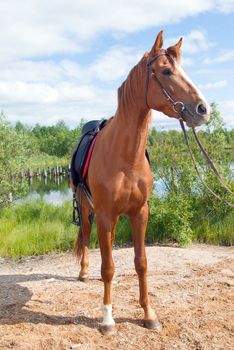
[145, 50, 187, 118]
[145, 51, 234, 208]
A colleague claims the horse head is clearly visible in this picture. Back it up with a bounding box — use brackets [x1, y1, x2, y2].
[145, 31, 211, 128]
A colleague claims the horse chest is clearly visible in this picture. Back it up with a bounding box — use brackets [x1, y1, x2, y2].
[110, 173, 152, 212]
[89, 158, 153, 213]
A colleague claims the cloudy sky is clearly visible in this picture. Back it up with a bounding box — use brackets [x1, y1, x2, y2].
[0, 0, 234, 129]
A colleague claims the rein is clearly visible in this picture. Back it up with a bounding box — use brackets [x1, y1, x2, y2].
[180, 120, 234, 209]
[146, 52, 234, 208]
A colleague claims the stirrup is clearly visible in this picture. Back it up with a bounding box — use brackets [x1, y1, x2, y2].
[72, 191, 81, 226]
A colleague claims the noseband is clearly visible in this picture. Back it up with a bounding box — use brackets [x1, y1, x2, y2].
[145, 51, 186, 118]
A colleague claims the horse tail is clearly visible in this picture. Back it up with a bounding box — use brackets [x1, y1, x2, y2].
[73, 227, 83, 262]
[73, 205, 94, 262]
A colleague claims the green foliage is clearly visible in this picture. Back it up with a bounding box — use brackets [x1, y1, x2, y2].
[147, 193, 193, 246]
[192, 211, 234, 246]
[0, 112, 85, 208]
[27, 154, 68, 172]
[0, 113, 33, 208]
[31, 120, 82, 157]
[0, 200, 77, 259]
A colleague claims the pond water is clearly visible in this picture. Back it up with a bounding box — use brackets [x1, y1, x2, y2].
[17, 174, 72, 205]
[20, 160, 234, 205]
[18, 173, 166, 206]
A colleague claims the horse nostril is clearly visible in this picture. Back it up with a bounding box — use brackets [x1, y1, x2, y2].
[197, 103, 207, 116]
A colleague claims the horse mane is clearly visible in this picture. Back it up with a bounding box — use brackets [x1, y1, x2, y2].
[116, 56, 152, 126]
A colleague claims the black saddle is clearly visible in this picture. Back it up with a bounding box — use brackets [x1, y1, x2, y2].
[71, 119, 107, 225]
[71, 119, 106, 189]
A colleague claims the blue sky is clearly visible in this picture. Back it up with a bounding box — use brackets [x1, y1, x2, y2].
[0, 0, 234, 129]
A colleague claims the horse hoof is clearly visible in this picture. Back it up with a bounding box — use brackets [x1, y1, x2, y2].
[144, 319, 162, 331]
[100, 325, 116, 336]
[78, 276, 89, 283]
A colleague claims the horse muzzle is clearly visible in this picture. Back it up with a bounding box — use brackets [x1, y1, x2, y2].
[183, 101, 211, 128]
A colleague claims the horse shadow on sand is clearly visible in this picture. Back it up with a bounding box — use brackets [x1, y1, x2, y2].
[0, 273, 143, 330]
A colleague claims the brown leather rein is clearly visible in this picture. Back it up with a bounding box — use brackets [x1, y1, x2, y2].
[146, 51, 234, 208]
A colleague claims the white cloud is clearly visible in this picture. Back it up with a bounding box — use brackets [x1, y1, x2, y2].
[204, 50, 234, 64]
[0, 60, 65, 83]
[0, 45, 141, 86]
[0, 43, 137, 126]
[88, 46, 142, 81]
[0, 82, 58, 103]
[218, 100, 234, 128]
[181, 57, 194, 67]
[198, 80, 228, 90]
[214, 0, 234, 13]
[2, 87, 117, 127]
[182, 30, 214, 53]
[0, 1, 232, 61]
[165, 30, 214, 55]
[0, 80, 106, 105]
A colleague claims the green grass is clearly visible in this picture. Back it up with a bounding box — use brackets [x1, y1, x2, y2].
[192, 211, 234, 246]
[0, 200, 77, 259]
[0, 199, 134, 259]
[27, 154, 69, 172]
[0, 200, 135, 259]
[0, 197, 233, 259]
[0, 200, 132, 259]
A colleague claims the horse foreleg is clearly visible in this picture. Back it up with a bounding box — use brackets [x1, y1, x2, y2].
[130, 205, 162, 331]
[96, 213, 117, 335]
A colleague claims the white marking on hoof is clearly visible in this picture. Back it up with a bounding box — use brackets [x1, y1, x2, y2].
[100, 304, 115, 326]
[112, 273, 117, 285]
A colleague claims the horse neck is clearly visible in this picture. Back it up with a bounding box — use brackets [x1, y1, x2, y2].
[114, 58, 151, 161]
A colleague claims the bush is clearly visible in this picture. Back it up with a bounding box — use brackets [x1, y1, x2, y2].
[147, 193, 193, 246]
[0, 113, 33, 208]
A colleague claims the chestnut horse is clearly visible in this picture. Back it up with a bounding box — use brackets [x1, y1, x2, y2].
[71, 31, 210, 335]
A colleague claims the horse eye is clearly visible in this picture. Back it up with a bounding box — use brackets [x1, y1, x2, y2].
[162, 69, 172, 76]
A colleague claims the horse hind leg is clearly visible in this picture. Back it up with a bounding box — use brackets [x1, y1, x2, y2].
[74, 206, 94, 282]
[96, 212, 118, 335]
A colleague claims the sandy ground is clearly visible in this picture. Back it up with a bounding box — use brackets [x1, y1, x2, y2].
[0, 244, 233, 350]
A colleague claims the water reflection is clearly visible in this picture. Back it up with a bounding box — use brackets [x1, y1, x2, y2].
[17, 172, 167, 206]
[18, 175, 72, 205]
[29, 174, 70, 194]
[154, 179, 167, 197]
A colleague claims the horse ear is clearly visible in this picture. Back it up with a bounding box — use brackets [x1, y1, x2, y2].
[167, 37, 183, 61]
[174, 37, 183, 49]
[150, 30, 163, 55]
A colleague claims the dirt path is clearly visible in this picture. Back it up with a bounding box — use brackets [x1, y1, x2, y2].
[0, 245, 233, 350]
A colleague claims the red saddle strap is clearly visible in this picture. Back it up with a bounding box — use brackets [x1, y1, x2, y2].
[82, 134, 98, 180]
